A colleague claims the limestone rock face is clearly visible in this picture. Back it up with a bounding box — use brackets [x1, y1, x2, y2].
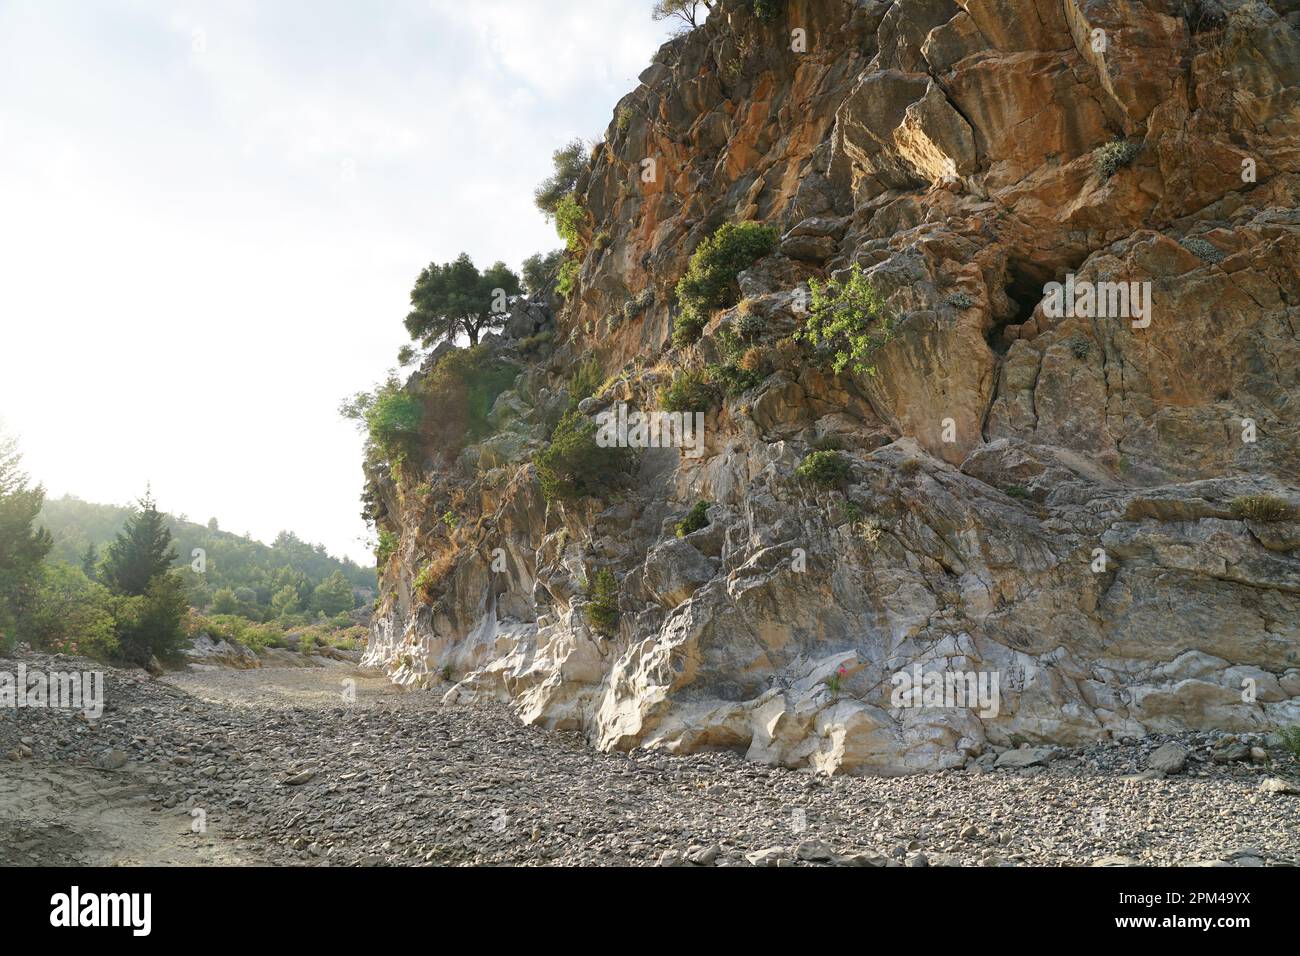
[363, 0, 1300, 773]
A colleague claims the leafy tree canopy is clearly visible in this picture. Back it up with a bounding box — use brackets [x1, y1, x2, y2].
[533, 139, 590, 219]
[404, 253, 521, 348]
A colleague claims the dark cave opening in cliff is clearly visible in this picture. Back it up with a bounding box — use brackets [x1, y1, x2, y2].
[987, 261, 1054, 354]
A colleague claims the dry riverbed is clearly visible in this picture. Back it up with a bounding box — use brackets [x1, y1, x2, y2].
[2, 649, 1298, 867]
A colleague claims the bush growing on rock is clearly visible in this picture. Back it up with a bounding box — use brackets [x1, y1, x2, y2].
[1094, 139, 1140, 179]
[422, 346, 520, 448]
[675, 501, 710, 538]
[1180, 236, 1226, 264]
[796, 450, 851, 487]
[659, 369, 720, 412]
[673, 222, 777, 346]
[796, 263, 894, 376]
[535, 410, 636, 502]
[1231, 494, 1294, 522]
[375, 530, 398, 565]
[567, 357, 604, 410]
[585, 568, 620, 636]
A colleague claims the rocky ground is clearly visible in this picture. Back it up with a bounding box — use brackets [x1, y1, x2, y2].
[2, 649, 1298, 867]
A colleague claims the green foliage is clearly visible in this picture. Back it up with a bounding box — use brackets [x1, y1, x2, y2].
[101, 491, 177, 597]
[426, 345, 520, 446]
[796, 450, 851, 487]
[113, 571, 189, 665]
[309, 570, 356, 617]
[796, 263, 894, 376]
[1004, 485, 1030, 499]
[403, 253, 521, 348]
[675, 501, 710, 538]
[556, 256, 581, 298]
[616, 106, 634, 133]
[658, 369, 720, 412]
[522, 250, 564, 295]
[535, 410, 637, 502]
[737, 307, 766, 340]
[674, 222, 777, 346]
[749, 0, 780, 20]
[568, 358, 604, 410]
[585, 568, 620, 636]
[948, 292, 975, 310]
[376, 530, 398, 565]
[16, 562, 118, 658]
[340, 375, 423, 465]
[534, 139, 590, 219]
[555, 194, 585, 252]
[706, 361, 764, 396]
[1095, 139, 1140, 179]
[1231, 495, 1295, 522]
[270, 584, 299, 619]
[442, 510, 459, 530]
[0, 430, 53, 646]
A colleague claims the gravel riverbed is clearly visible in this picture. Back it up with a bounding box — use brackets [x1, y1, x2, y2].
[2, 650, 1298, 867]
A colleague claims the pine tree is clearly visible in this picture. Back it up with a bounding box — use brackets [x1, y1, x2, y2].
[80, 542, 99, 579]
[0, 431, 53, 649]
[101, 489, 177, 597]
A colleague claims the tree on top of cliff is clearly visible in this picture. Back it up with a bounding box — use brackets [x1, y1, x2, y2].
[651, 0, 714, 30]
[404, 253, 522, 348]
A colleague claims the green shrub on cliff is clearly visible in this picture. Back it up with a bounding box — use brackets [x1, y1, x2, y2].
[535, 410, 636, 502]
[658, 369, 720, 412]
[796, 450, 851, 487]
[673, 222, 777, 346]
[796, 263, 893, 376]
[585, 568, 620, 636]
[340, 376, 424, 465]
[675, 501, 710, 538]
[423, 345, 519, 445]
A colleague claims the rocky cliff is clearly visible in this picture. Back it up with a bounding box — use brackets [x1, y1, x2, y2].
[362, 0, 1300, 774]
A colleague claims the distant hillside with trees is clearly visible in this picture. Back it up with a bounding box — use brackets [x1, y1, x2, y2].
[38, 495, 375, 623]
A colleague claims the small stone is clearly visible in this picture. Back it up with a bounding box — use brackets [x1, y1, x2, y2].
[1258, 777, 1298, 796]
[95, 749, 128, 771]
[1147, 742, 1188, 775]
[994, 747, 1053, 769]
[795, 839, 834, 862]
[745, 847, 788, 867]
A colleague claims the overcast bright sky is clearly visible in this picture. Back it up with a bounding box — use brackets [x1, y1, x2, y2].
[0, 0, 676, 564]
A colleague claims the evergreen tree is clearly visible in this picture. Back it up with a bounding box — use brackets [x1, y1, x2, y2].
[80, 542, 99, 579]
[0, 430, 53, 649]
[310, 570, 355, 617]
[101, 489, 177, 597]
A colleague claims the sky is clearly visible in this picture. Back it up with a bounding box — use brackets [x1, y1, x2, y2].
[0, 0, 678, 564]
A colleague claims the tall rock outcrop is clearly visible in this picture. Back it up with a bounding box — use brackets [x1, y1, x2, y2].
[362, 0, 1300, 773]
